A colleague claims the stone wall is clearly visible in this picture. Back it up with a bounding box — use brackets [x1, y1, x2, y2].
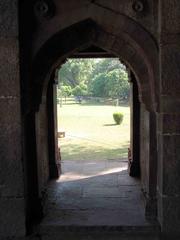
[0, 0, 180, 238]
[157, 0, 180, 234]
[21, 0, 160, 235]
[0, 0, 26, 237]
[33, 0, 158, 54]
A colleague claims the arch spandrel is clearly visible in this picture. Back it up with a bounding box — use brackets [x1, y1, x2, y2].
[32, 18, 158, 112]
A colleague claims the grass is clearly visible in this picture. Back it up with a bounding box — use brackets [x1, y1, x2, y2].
[57, 104, 130, 161]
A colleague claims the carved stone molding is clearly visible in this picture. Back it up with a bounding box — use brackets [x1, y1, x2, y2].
[132, 0, 144, 13]
[34, 0, 55, 19]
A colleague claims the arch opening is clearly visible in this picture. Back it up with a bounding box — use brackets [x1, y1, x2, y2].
[23, 19, 158, 230]
[39, 56, 144, 227]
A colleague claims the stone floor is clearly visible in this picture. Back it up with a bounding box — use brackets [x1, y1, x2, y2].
[40, 160, 159, 234]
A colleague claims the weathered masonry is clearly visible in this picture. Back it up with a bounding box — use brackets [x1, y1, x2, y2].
[0, 1, 180, 239]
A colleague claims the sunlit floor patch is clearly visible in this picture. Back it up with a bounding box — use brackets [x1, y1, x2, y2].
[40, 159, 157, 228]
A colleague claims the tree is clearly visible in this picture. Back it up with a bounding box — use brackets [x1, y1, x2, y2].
[91, 58, 126, 76]
[58, 59, 94, 88]
[60, 85, 72, 97]
[89, 73, 107, 97]
[105, 69, 129, 100]
[72, 83, 88, 96]
[90, 65, 129, 100]
[58, 58, 130, 100]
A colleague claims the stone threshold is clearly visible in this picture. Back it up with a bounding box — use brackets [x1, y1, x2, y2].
[38, 222, 160, 234]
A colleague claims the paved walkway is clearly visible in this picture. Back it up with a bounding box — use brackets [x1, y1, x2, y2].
[41, 160, 157, 229]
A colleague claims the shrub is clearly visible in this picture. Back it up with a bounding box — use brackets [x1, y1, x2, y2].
[113, 112, 124, 125]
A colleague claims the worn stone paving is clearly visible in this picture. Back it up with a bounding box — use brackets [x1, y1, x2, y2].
[40, 159, 157, 229]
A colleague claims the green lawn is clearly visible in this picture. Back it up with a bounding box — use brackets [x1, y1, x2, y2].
[57, 104, 130, 161]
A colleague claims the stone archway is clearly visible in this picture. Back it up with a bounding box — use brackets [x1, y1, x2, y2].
[32, 19, 158, 112]
[24, 18, 158, 223]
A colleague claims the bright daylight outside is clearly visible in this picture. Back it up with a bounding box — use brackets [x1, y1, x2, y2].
[57, 58, 130, 163]
[44, 58, 143, 227]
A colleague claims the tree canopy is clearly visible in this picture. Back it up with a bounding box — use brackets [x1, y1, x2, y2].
[58, 58, 129, 100]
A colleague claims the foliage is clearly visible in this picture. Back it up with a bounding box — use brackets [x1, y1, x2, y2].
[60, 85, 72, 97]
[89, 73, 107, 97]
[90, 68, 129, 100]
[58, 59, 94, 88]
[58, 58, 130, 101]
[105, 69, 129, 100]
[113, 112, 124, 125]
[91, 58, 126, 75]
[71, 83, 88, 96]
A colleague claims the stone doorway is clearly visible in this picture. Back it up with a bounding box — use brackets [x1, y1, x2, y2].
[37, 57, 157, 234]
[21, 19, 158, 234]
[2, 1, 180, 238]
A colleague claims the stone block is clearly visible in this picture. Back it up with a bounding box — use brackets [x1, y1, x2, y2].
[96, 29, 116, 52]
[90, 0, 156, 37]
[160, 0, 180, 34]
[0, 197, 26, 237]
[0, 0, 18, 37]
[0, 99, 24, 197]
[159, 96, 180, 113]
[0, 98, 21, 125]
[112, 38, 135, 60]
[159, 135, 180, 195]
[158, 194, 180, 234]
[160, 44, 180, 95]
[0, 38, 20, 96]
[0, 130, 24, 197]
[158, 113, 180, 134]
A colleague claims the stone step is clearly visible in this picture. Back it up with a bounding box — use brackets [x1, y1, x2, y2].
[38, 231, 160, 240]
[38, 224, 160, 240]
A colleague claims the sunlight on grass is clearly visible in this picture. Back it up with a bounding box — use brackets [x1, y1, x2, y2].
[57, 104, 130, 161]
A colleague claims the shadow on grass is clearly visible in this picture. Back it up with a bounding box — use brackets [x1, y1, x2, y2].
[60, 142, 129, 161]
[103, 123, 117, 127]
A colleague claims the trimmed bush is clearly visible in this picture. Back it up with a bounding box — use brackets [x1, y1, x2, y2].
[113, 112, 124, 125]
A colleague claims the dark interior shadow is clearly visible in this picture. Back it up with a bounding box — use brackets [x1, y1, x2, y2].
[45, 170, 143, 226]
[47, 169, 141, 206]
[41, 164, 161, 229]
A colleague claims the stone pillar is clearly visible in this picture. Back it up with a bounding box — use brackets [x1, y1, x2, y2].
[0, 0, 26, 237]
[47, 73, 61, 179]
[128, 73, 140, 177]
[158, 0, 180, 234]
[140, 104, 157, 218]
[145, 110, 157, 218]
[148, 112, 158, 200]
